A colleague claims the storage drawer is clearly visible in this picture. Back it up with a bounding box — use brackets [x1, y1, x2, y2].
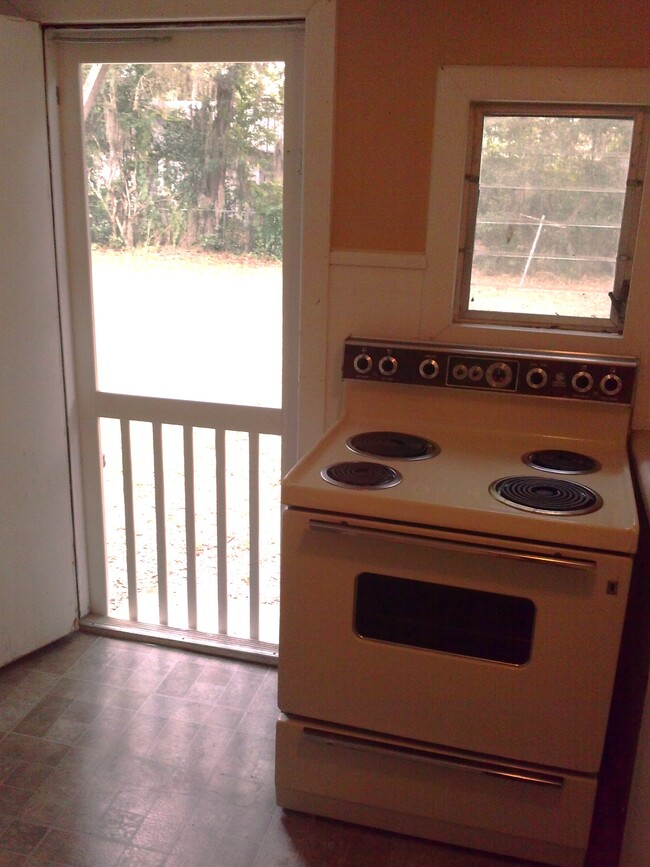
[275, 716, 595, 867]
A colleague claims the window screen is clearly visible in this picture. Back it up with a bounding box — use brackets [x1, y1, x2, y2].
[455, 104, 648, 333]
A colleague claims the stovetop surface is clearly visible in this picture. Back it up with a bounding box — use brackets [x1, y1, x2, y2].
[283, 346, 638, 554]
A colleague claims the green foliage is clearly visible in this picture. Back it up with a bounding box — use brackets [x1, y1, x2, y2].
[83, 61, 285, 258]
[248, 181, 283, 257]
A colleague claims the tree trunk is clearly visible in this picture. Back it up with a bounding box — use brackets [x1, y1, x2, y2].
[83, 64, 108, 121]
[199, 67, 239, 243]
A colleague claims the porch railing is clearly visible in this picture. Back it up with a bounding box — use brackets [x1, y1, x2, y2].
[92, 391, 282, 656]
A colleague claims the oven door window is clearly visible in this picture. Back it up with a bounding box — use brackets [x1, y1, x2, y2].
[355, 573, 535, 665]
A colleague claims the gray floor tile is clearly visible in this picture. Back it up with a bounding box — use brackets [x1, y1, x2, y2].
[0, 634, 556, 867]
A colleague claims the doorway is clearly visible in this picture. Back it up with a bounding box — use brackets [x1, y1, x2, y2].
[49, 25, 305, 658]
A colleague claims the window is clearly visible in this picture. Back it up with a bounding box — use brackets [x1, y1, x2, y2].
[423, 67, 650, 341]
[457, 104, 648, 332]
[355, 572, 535, 665]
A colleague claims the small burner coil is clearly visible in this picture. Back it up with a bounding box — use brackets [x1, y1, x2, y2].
[321, 461, 402, 490]
[522, 449, 600, 475]
[347, 431, 439, 461]
[489, 475, 603, 515]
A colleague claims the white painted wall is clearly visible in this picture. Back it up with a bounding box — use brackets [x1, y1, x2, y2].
[0, 16, 78, 666]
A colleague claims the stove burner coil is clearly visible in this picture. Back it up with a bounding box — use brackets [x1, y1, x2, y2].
[489, 475, 603, 515]
[321, 461, 402, 489]
[346, 431, 439, 460]
[522, 449, 600, 475]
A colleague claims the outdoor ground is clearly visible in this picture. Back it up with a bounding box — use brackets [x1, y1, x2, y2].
[92, 249, 283, 644]
[470, 271, 611, 319]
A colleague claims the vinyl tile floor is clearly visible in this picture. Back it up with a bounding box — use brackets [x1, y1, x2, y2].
[0, 633, 547, 866]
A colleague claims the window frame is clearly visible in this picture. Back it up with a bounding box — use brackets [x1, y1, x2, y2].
[455, 101, 649, 334]
[421, 66, 650, 347]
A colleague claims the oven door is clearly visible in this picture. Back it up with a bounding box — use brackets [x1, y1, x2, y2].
[278, 508, 632, 773]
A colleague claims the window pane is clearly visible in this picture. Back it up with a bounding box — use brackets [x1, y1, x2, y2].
[467, 113, 635, 321]
[84, 61, 284, 407]
[355, 572, 535, 665]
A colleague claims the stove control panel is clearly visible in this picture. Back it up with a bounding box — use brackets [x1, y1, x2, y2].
[343, 339, 637, 404]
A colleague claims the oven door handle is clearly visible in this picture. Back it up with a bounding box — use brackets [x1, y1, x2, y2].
[308, 519, 596, 571]
[303, 727, 565, 788]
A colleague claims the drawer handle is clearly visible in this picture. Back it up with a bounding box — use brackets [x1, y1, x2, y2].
[309, 519, 595, 572]
[303, 727, 564, 788]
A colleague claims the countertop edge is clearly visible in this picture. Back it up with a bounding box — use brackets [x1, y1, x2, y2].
[631, 431, 650, 519]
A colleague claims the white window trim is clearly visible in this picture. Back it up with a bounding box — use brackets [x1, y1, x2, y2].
[2, 0, 318, 23]
[420, 65, 650, 357]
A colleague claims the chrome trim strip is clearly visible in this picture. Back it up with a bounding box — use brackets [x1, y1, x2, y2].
[303, 727, 565, 788]
[308, 519, 596, 571]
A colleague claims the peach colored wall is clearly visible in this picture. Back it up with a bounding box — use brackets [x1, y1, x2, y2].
[332, 0, 650, 252]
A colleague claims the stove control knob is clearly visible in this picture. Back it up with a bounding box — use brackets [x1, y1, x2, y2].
[526, 367, 548, 389]
[468, 365, 484, 382]
[452, 363, 468, 381]
[571, 370, 594, 394]
[486, 362, 513, 389]
[353, 352, 373, 374]
[378, 355, 398, 376]
[418, 358, 439, 380]
[600, 372, 623, 397]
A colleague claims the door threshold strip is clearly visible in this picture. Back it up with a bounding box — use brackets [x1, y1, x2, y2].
[79, 614, 278, 666]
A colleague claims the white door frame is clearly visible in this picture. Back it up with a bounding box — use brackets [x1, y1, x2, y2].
[45, 5, 334, 618]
